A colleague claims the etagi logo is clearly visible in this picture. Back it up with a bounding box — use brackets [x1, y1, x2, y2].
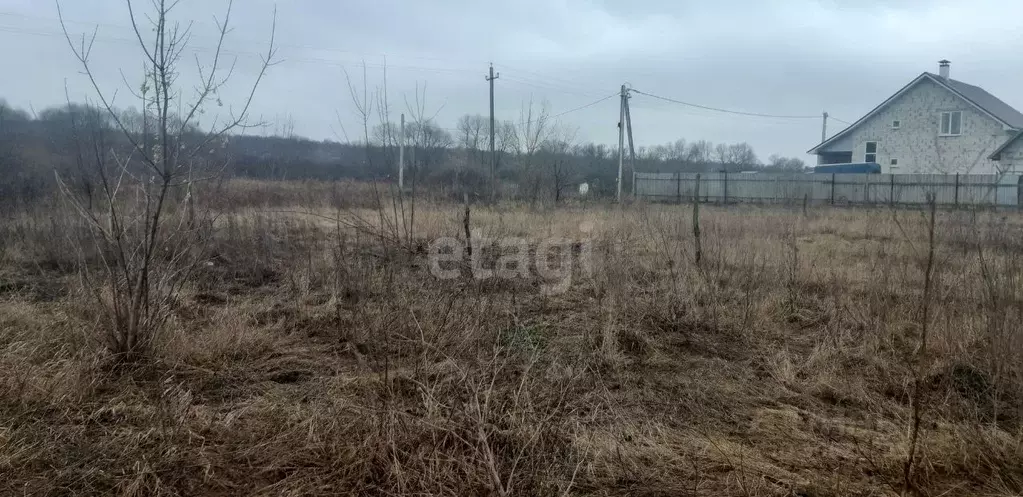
[428, 221, 596, 295]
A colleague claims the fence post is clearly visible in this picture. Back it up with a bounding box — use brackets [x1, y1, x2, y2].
[830, 173, 836, 205]
[1018, 176, 1023, 210]
[723, 170, 729, 204]
[890, 174, 895, 206]
[954, 173, 960, 207]
[676, 172, 682, 204]
[864, 174, 870, 204]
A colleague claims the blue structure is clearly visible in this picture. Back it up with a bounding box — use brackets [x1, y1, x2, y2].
[812, 163, 882, 174]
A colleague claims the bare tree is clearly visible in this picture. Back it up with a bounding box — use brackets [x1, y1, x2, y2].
[56, 0, 277, 359]
[343, 61, 374, 170]
[550, 159, 572, 203]
[274, 113, 296, 139]
[495, 120, 517, 171]
[404, 82, 449, 178]
[686, 140, 712, 170]
[457, 114, 487, 166]
[372, 57, 399, 172]
[543, 126, 577, 205]
[714, 142, 759, 171]
[766, 154, 807, 172]
[517, 96, 553, 164]
[729, 143, 759, 169]
[516, 97, 555, 204]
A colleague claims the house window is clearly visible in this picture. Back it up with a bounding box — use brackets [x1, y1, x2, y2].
[892, 120, 901, 129]
[940, 111, 962, 135]
[865, 141, 878, 163]
[890, 158, 899, 166]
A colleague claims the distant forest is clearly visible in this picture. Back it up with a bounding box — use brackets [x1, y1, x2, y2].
[0, 98, 807, 207]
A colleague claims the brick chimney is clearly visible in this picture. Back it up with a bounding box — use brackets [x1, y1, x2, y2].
[939, 60, 950, 80]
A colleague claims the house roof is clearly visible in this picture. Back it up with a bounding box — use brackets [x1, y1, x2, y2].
[808, 73, 1023, 154]
[929, 74, 1023, 129]
[989, 130, 1023, 160]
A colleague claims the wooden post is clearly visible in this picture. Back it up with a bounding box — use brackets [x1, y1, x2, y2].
[864, 174, 870, 204]
[1018, 176, 1023, 209]
[723, 170, 729, 204]
[693, 174, 702, 266]
[676, 172, 682, 204]
[463, 192, 472, 262]
[830, 173, 836, 205]
[890, 174, 895, 206]
[954, 173, 960, 207]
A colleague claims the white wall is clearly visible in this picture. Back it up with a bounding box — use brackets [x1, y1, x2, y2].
[819, 77, 1015, 174]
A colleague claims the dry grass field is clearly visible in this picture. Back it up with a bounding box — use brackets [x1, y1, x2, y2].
[3, 179, 1023, 496]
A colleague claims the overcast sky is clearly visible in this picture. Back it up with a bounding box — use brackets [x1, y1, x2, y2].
[2, 0, 1022, 162]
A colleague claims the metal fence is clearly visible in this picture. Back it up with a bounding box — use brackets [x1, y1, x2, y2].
[633, 172, 1022, 207]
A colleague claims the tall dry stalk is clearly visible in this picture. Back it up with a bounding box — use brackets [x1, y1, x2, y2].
[693, 173, 702, 266]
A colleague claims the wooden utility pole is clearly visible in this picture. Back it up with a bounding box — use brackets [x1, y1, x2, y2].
[617, 84, 626, 202]
[398, 113, 405, 189]
[486, 64, 500, 203]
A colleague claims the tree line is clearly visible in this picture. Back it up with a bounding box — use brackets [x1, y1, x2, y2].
[0, 97, 806, 209]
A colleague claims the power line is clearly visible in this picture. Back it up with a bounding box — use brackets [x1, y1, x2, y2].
[496, 63, 614, 96]
[631, 88, 821, 120]
[500, 75, 607, 99]
[550, 93, 619, 119]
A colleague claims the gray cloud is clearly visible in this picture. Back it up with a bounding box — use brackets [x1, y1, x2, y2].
[2, 0, 1022, 162]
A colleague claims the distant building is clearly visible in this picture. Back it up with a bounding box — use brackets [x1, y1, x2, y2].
[809, 60, 1023, 174]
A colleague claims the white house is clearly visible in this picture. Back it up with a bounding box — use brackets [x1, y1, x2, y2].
[809, 61, 1023, 174]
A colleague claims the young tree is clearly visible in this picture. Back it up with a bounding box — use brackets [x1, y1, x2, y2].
[343, 62, 374, 169]
[57, 0, 276, 359]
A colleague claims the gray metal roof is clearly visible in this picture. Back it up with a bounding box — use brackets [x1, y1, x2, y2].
[989, 130, 1023, 160]
[809, 73, 1023, 154]
[927, 73, 1023, 129]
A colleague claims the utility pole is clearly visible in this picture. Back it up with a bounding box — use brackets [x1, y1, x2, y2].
[819, 111, 828, 166]
[398, 113, 405, 189]
[625, 91, 636, 181]
[617, 84, 626, 202]
[821, 111, 828, 144]
[487, 64, 500, 203]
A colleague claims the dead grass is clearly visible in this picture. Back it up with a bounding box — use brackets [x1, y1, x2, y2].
[3, 182, 1023, 495]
